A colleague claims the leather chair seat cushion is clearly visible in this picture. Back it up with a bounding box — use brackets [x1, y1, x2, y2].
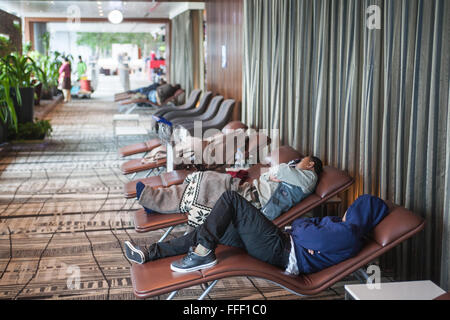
[124, 176, 163, 198]
[434, 292, 450, 300]
[315, 166, 354, 199]
[370, 203, 425, 247]
[132, 257, 204, 298]
[264, 146, 303, 166]
[134, 209, 187, 233]
[121, 158, 167, 174]
[118, 138, 161, 157]
[160, 170, 192, 186]
[131, 206, 425, 299]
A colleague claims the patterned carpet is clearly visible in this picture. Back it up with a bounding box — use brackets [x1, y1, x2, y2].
[0, 96, 363, 300]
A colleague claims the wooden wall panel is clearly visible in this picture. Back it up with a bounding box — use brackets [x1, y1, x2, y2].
[0, 10, 22, 54]
[205, 0, 243, 121]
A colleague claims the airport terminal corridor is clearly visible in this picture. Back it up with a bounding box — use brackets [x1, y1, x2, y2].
[1, 0, 448, 305]
[0, 82, 376, 300]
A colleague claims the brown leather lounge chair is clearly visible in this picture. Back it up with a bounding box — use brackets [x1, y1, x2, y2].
[122, 124, 271, 199]
[121, 99, 239, 179]
[117, 90, 203, 158]
[434, 292, 450, 300]
[152, 95, 225, 140]
[114, 89, 146, 102]
[114, 92, 132, 102]
[151, 89, 202, 118]
[130, 200, 425, 300]
[117, 85, 185, 106]
[162, 91, 214, 124]
[131, 146, 353, 237]
[179, 99, 236, 138]
[119, 96, 233, 177]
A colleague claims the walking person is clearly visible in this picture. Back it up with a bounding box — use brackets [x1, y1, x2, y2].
[76, 56, 87, 80]
[59, 57, 72, 103]
[118, 52, 131, 92]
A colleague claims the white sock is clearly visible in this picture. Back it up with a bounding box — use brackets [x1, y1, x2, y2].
[194, 244, 211, 256]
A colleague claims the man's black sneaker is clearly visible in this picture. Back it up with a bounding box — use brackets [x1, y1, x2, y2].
[124, 241, 147, 264]
[170, 247, 217, 273]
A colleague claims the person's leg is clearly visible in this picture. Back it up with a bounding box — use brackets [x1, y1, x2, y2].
[196, 191, 290, 268]
[138, 182, 186, 214]
[136, 182, 154, 214]
[62, 89, 68, 102]
[127, 191, 290, 270]
[169, 191, 290, 273]
[125, 228, 199, 264]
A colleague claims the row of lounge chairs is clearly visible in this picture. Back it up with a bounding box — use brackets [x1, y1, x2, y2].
[114, 89, 425, 300]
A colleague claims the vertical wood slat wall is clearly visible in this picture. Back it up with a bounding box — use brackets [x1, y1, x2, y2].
[205, 0, 243, 121]
[0, 9, 22, 54]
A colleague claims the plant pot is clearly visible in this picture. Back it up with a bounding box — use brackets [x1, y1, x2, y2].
[34, 83, 42, 105]
[51, 85, 58, 96]
[41, 88, 53, 100]
[0, 121, 7, 144]
[14, 87, 35, 124]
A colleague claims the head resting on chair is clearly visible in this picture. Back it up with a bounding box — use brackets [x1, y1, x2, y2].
[342, 194, 389, 238]
[291, 156, 324, 176]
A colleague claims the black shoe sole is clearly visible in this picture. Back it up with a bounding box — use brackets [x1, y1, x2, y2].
[124, 241, 145, 264]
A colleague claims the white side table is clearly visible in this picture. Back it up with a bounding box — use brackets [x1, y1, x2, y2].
[114, 126, 149, 147]
[113, 114, 140, 135]
[344, 280, 446, 300]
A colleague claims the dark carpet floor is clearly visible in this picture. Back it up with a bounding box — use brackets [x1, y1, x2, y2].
[0, 98, 374, 300]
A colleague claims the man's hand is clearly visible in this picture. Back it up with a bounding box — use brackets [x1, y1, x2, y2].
[308, 249, 320, 255]
[269, 175, 281, 183]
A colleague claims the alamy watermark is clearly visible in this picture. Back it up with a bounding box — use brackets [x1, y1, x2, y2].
[66, 4, 81, 31]
[366, 264, 381, 289]
[366, 5, 381, 30]
[44, 259, 81, 290]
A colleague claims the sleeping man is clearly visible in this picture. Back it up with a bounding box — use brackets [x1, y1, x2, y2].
[136, 156, 323, 227]
[125, 194, 389, 275]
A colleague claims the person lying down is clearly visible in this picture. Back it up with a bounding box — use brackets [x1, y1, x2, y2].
[136, 156, 323, 226]
[139, 128, 248, 165]
[125, 194, 389, 275]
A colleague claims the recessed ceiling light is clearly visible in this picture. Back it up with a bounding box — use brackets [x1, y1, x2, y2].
[108, 10, 123, 24]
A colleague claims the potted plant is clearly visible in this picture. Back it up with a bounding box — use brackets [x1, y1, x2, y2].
[0, 52, 43, 124]
[34, 51, 64, 99]
[33, 79, 43, 105]
[7, 118, 53, 142]
[0, 35, 14, 58]
[0, 77, 19, 143]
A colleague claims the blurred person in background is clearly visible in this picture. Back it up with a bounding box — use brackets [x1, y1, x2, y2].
[59, 57, 72, 103]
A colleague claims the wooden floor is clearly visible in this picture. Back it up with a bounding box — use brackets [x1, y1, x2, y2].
[0, 76, 389, 300]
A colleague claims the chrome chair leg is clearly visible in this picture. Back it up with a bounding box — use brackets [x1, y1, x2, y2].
[198, 280, 218, 300]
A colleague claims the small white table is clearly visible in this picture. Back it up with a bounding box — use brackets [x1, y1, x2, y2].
[344, 280, 446, 300]
[113, 114, 140, 123]
[114, 126, 149, 146]
[113, 114, 140, 134]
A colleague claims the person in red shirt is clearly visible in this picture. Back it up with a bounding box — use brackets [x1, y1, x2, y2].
[59, 58, 72, 103]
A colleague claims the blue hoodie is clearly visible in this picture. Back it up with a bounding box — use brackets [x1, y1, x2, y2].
[288, 194, 389, 274]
